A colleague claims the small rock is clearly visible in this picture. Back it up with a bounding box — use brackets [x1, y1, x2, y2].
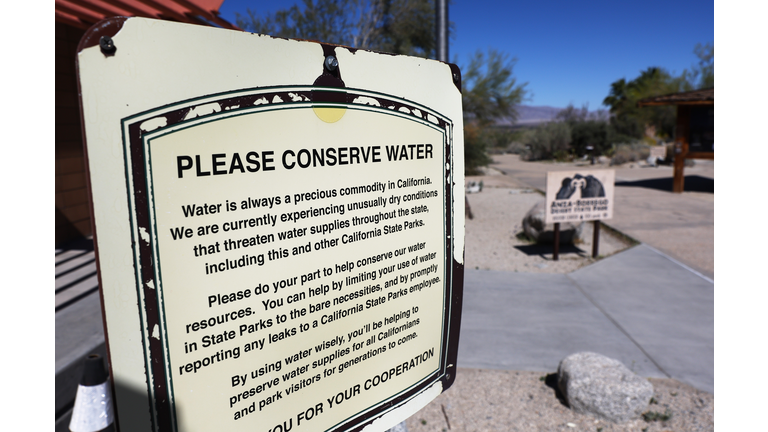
[557, 352, 653, 423]
[466, 181, 483, 193]
[522, 200, 583, 244]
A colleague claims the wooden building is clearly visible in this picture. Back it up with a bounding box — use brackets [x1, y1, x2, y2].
[55, 0, 237, 246]
[638, 88, 714, 193]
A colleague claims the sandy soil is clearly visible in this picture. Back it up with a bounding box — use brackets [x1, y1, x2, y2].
[405, 369, 714, 432]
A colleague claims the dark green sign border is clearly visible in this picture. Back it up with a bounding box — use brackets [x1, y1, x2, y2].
[119, 86, 464, 432]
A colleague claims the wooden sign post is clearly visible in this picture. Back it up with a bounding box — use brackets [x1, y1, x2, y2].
[545, 170, 615, 259]
[77, 17, 464, 432]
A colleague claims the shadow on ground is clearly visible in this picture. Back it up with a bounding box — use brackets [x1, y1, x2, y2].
[543, 373, 569, 408]
[513, 244, 587, 258]
[615, 175, 713, 193]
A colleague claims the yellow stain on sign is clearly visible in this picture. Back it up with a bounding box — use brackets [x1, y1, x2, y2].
[313, 106, 346, 123]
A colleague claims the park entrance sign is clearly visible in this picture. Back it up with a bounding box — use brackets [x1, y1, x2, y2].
[77, 17, 464, 432]
[545, 169, 615, 224]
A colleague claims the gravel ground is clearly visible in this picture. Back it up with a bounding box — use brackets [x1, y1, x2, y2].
[405, 369, 714, 432]
[398, 164, 714, 431]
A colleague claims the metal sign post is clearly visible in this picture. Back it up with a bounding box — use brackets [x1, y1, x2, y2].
[77, 17, 464, 432]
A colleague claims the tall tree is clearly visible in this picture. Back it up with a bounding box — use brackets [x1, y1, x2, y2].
[683, 42, 714, 89]
[236, 2, 528, 173]
[556, 104, 610, 157]
[461, 49, 527, 126]
[603, 67, 683, 140]
[461, 49, 528, 172]
[236, 0, 434, 57]
[603, 43, 714, 143]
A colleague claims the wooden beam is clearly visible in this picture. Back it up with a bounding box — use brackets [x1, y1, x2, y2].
[638, 100, 714, 107]
[673, 105, 691, 193]
[55, 10, 91, 29]
[686, 152, 714, 160]
[133, 0, 192, 23]
[65, 0, 130, 18]
[673, 148, 685, 193]
[55, 1, 102, 25]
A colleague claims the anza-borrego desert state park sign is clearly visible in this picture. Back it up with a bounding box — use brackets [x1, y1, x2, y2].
[545, 169, 615, 224]
[77, 17, 465, 432]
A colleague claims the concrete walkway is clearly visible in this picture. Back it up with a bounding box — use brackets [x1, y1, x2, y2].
[459, 243, 714, 393]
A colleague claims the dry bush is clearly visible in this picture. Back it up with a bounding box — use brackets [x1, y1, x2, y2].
[610, 143, 650, 165]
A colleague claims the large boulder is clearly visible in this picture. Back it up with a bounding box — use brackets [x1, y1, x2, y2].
[557, 352, 653, 423]
[522, 200, 583, 244]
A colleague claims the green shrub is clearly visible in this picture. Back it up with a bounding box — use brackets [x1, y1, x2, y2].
[484, 128, 519, 154]
[570, 121, 610, 156]
[521, 122, 572, 161]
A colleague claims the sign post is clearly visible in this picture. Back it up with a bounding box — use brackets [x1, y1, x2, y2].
[545, 170, 615, 259]
[77, 17, 464, 432]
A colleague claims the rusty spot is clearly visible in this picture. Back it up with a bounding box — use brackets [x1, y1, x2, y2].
[449, 63, 462, 93]
[77, 16, 127, 54]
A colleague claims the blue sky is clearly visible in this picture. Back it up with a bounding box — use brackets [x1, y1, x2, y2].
[219, 0, 714, 110]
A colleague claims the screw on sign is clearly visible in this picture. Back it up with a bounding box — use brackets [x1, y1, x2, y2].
[324, 55, 339, 72]
[99, 36, 115, 55]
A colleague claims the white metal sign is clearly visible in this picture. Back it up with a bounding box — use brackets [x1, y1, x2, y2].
[545, 169, 615, 224]
[77, 17, 464, 432]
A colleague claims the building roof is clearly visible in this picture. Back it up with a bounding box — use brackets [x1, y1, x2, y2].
[55, 0, 238, 30]
[637, 88, 714, 107]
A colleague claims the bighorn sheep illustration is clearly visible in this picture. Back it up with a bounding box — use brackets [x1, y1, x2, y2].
[555, 174, 605, 200]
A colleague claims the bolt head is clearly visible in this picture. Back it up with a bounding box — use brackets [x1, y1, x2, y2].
[99, 36, 115, 54]
[324, 55, 338, 71]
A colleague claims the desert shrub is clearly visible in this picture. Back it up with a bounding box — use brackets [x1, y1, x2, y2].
[464, 123, 493, 175]
[570, 120, 610, 156]
[521, 122, 572, 161]
[505, 141, 527, 154]
[484, 128, 518, 154]
[464, 125, 520, 172]
[610, 143, 650, 165]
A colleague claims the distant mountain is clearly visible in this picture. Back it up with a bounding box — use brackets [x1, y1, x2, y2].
[516, 105, 566, 125]
[491, 105, 563, 127]
[493, 105, 608, 127]
[473, 105, 609, 128]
